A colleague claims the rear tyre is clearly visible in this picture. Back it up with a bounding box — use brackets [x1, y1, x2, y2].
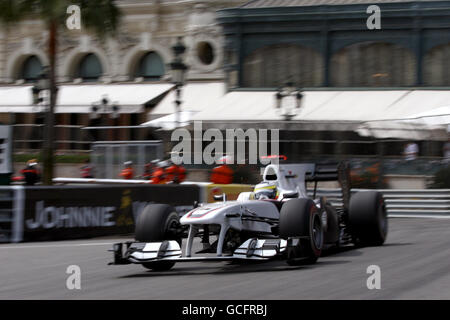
[349, 191, 387, 246]
[279, 198, 323, 265]
[323, 204, 340, 245]
[135, 204, 180, 271]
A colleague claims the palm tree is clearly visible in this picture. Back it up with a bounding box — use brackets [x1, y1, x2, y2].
[0, 0, 121, 185]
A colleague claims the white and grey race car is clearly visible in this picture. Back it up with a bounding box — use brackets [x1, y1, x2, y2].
[109, 162, 387, 271]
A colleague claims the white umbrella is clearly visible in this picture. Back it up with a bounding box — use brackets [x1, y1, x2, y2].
[140, 111, 195, 130]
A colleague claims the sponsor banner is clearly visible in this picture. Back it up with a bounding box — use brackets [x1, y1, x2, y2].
[22, 185, 200, 241]
[206, 184, 254, 203]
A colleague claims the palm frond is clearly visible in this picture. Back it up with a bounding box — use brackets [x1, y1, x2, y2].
[79, 0, 122, 39]
[0, 0, 30, 25]
[0, 0, 121, 37]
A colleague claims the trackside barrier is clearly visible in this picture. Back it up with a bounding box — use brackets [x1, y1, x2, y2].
[54, 179, 255, 203]
[306, 188, 450, 217]
[53, 179, 450, 217]
[3, 184, 449, 243]
[0, 184, 200, 243]
[180, 182, 254, 203]
[0, 186, 24, 243]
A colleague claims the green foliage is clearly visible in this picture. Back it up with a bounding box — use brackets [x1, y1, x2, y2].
[79, 0, 121, 38]
[428, 165, 450, 189]
[14, 153, 90, 164]
[0, 0, 25, 25]
[0, 0, 121, 37]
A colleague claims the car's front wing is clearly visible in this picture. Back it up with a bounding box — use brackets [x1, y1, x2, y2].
[109, 238, 289, 265]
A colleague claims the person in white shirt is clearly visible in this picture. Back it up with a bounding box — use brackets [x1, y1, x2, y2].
[443, 139, 450, 163]
[403, 142, 419, 161]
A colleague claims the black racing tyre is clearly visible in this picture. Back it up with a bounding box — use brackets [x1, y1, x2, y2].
[135, 204, 180, 271]
[349, 191, 387, 246]
[142, 261, 176, 271]
[323, 204, 340, 245]
[279, 198, 323, 265]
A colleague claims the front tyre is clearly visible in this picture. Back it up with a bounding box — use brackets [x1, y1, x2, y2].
[142, 261, 176, 271]
[279, 198, 323, 265]
[135, 204, 180, 271]
[349, 191, 387, 246]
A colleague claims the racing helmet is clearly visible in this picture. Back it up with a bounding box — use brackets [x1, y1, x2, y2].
[253, 181, 278, 200]
[124, 161, 133, 167]
[158, 160, 170, 168]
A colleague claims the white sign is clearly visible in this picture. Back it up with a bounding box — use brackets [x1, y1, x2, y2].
[26, 201, 116, 229]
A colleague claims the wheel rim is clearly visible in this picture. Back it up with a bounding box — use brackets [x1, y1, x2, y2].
[312, 214, 323, 250]
[165, 214, 179, 237]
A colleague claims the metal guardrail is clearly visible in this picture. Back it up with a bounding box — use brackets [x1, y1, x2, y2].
[12, 124, 91, 151]
[307, 188, 450, 217]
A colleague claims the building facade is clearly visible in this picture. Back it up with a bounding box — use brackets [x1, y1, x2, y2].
[0, 0, 246, 150]
[219, 0, 450, 89]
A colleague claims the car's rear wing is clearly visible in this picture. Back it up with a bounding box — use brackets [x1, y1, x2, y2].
[305, 162, 351, 212]
[304, 163, 339, 182]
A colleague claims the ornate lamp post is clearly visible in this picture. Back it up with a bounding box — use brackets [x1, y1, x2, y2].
[275, 81, 304, 121]
[31, 67, 50, 105]
[91, 95, 120, 141]
[169, 37, 188, 126]
[31, 66, 55, 185]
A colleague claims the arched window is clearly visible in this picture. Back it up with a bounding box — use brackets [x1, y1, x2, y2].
[21, 56, 43, 82]
[330, 42, 416, 87]
[242, 44, 324, 88]
[136, 52, 165, 81]
[424, 43, 450, 86]
[78, 53, 103, 82]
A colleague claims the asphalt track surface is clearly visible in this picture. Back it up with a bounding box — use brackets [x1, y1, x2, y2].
[0, 218, 449, 300]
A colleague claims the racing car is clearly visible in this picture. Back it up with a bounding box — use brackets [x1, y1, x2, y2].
[109, 161, 387, 271]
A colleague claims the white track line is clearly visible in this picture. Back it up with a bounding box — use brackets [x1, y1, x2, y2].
[0, 242, 116, 249]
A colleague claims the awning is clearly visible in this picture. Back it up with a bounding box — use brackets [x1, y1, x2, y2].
[149, 82, 225, 119]
[356, 104, 450, 140]
[190, 89, 450, 132]
[356, 121, 448, 141]
[0, 86, 34, 112]
[0, 83, 174, 113]
[141, 111, 195, 130]
[408, 106, 450, 128]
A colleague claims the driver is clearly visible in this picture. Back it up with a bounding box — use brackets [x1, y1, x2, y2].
[253, 181, 279, 200]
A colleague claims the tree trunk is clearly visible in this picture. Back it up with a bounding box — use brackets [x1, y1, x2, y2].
[42, 21, 57, 185]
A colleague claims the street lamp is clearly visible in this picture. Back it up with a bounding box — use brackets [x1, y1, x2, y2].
[31, 66, 57, 185]
[169, 37, 188, 126]
[32, 67, 50, 107]
[91, 95, 120, 116]
[91, 95, 120, 140]
[275, 81, 304, 121]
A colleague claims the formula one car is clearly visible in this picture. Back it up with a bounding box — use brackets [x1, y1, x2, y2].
[109, 162, 387, 271]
